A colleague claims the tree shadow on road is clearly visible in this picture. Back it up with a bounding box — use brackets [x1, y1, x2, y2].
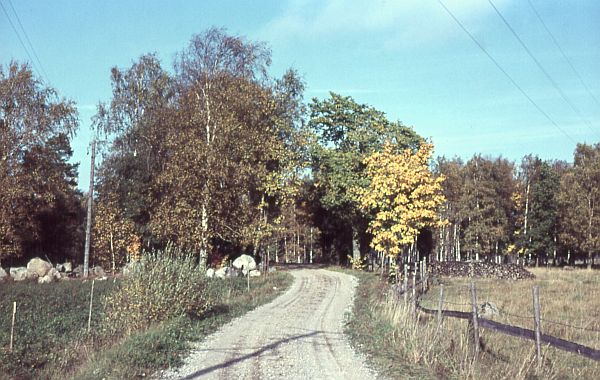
[178, 330, 322, 379]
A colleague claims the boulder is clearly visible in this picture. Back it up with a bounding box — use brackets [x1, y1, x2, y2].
[232, 254, 256, 274]
[0, 267, 7, 281]
[73, 265, 84, 276]
[63, 262, 73, 272]
[56, 264, 65, 272]
[249, 269, 261, 277]
[214, 267, 228, 279]
[92, 266, 106, 277]
[27, 257, 52, 277]
[206, 268, 215, 278]
[38, 268, 61, 284]
[10, 267, 30, 282]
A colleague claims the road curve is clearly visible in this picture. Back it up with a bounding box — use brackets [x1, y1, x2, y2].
[159, 269, 378, 380]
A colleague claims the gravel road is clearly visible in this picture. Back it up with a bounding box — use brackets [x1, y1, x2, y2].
[159, 268, 379, 380]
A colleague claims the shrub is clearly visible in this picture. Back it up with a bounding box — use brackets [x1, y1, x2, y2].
[103, 252, 212, 334]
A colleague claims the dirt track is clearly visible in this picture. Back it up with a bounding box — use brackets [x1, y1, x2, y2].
[159, 269, 378, 380]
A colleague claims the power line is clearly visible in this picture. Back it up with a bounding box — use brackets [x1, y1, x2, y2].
[436, 0, 576, 144]
[487, 0, 600, 140]
[0, 0, 44, 81]
[6, 0, 50, 82]
[526, 0, 600, 109]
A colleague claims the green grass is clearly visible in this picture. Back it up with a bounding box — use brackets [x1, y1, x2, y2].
[0, 271, 292, 380]
[0, 279, 118, 379]
[73, 271, 292, 379]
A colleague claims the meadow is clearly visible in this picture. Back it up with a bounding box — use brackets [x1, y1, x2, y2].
[346, 267, 600, 379]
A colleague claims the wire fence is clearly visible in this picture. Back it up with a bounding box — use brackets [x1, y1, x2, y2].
[394, 262, 600, 363]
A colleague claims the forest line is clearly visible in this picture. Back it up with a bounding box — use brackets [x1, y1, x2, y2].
[1, 28, 599, 270]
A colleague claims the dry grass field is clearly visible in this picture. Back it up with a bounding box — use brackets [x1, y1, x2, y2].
[347, 267, 600, 379]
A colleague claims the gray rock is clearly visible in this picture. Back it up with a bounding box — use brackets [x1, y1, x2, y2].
[10, 267, 30, 281]
[38, 268, 61, 284]
[479, 302, 499, 317]
[38, 274, 53, 284]
[56, 264, 65, 272]
[206, 268, 215, 278]
[249, 269, 261, 277]
[214, 267, 228, 279]
[268, 267, 277, 273]
[73, 265, 84, 276]
[27, 257, 52, 277]
[0, 267, 7, 281]
[63, 262, 73, 272]
[92, 266, 105, 277]
[232, 254, 256, 274]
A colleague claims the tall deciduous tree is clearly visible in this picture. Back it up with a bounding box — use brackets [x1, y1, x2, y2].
[527, 161, 560, 264]
[309, 93, 422, 262]
[558, 143, 600, 268]
[457, 156, 515, 261]
[92, 193, 136, 271]
[0, 62, 79, 263]
[358, 142, 445, 259]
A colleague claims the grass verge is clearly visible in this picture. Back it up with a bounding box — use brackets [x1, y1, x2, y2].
[344, 268, 600, 379]
[73, 271, 292, 379]
[0, 271, 291, 380]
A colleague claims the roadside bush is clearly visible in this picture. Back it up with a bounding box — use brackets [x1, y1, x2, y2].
[103, 253, 213, 334]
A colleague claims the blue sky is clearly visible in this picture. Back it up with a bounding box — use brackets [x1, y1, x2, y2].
[2, 0, 599, 190]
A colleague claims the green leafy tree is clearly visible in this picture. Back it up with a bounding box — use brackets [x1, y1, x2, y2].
[527, 161, 560, 264]
[434, 157, 465, 261]
[458, 156, 515, 261]
[558, 143, 600, 268]
[309, 93, 422, 262]
[0, 62, 79, 263]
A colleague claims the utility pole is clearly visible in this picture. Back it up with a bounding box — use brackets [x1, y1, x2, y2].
[83, 139, 96, 277]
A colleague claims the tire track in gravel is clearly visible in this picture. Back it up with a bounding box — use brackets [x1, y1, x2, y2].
[158, 269, 379, 380]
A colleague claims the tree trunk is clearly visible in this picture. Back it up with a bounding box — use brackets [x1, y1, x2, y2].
[309, 227, 313, 264]
[110, 231, 115, 272]
[198, 203, 209, 269]
[352, 225, 360, 262]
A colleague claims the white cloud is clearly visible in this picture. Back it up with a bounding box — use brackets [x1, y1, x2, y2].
[259, 0, 512, 48]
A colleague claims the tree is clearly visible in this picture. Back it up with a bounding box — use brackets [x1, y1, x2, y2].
[0, 62, 79, 263]
[457, 156, 515, 261]
[558, 143, 600, 268]
[309, 93, 422, 262]
[527, 162, 560, 264]
[92, 194, 136, 271]
[434, 157, 465, 261]
[358, 142, 445, 260]
[94, 53, 175, 244]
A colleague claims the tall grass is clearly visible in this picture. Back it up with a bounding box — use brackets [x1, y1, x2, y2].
[346, 268, 600, 379]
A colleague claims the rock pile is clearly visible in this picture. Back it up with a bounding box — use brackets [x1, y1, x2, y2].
[429, 261, 535, 280]
[1, 258, 104, 283]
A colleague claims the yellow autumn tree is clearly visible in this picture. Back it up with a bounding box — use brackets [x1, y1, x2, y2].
[92, 194, 136, 271]
[358, 142, 446, 258]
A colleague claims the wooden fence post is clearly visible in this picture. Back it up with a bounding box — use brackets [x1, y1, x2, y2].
[412, 264, 417, 319]
[423, 257, 428, 292]
[10, 301, 16, 352]
[470, 281, 480, 358]
[403, 264, 408, 307]
[87, 279, 95, 333]
[437, 285, 445, 331]
[533, 286, 542, 368]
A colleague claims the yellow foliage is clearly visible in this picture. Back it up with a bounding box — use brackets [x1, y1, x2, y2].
[347, 255, 367, 270]
[92, 195, 137, 270]
[357, 142, 446, 259]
